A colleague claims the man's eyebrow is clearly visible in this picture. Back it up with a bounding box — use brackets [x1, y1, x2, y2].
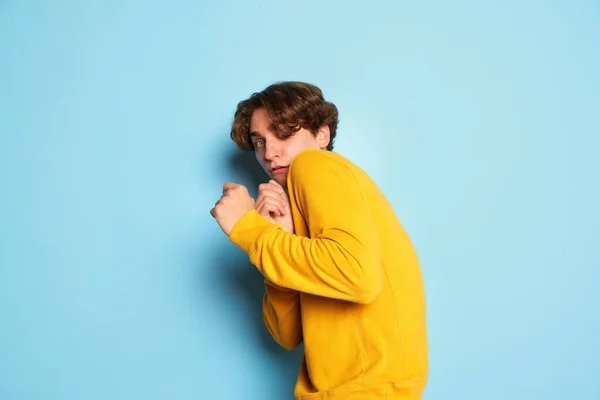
[249, 131, 263, 139]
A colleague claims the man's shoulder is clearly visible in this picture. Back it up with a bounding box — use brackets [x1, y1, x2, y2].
[287, 150, 365, 192]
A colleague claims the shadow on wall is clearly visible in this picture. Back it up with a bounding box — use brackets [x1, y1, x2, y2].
[204, 145, 303, 384]
[225, 149, 287, 351]
[228, 149, 268, 199]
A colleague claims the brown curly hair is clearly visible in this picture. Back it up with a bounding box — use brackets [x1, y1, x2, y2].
[230, 81, 339, 151]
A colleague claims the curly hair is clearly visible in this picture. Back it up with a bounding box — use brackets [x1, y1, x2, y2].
[230, 81, 339, 151]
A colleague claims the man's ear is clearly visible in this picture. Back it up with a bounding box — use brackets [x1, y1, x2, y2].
[316, 125, 331, 150]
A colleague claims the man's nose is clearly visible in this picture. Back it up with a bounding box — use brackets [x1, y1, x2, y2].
[264, 139, 280, 160]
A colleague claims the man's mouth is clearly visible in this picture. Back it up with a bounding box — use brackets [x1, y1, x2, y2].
[271, 166, 289, 174]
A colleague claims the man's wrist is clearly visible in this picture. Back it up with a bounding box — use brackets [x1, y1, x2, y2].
[229, 210, 276, 254]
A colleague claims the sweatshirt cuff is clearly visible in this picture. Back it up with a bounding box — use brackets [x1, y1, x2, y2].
[229, 210, 278, 255]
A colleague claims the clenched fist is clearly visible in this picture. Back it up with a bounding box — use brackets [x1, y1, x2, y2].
[210, 182, 255, 236]
[255, 180, 295, 234]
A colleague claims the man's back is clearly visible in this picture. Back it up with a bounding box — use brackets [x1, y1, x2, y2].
[284, 149, 428, 399]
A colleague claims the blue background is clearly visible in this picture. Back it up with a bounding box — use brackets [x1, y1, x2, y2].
[1, 1, 599, 399]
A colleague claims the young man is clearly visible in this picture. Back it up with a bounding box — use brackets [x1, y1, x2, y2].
[210, 82, 428, 399]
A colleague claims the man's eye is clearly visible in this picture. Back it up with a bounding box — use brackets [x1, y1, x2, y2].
[254, 140, 265, 148]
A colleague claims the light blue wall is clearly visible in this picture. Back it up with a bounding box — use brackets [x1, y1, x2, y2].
[1, 1, 598, 399]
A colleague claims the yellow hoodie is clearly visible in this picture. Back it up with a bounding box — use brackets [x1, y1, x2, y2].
[229, 149, 428, 399]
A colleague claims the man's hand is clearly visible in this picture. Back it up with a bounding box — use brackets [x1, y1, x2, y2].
[210, 182, 255, 236]
[255, 180, 295, 234]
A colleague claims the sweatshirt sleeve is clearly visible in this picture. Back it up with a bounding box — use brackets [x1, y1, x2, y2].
[262, 279, 302, 351]
[229, 150, 382, 304]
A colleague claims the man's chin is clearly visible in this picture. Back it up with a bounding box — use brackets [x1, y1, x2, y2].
[273, 176, 288, 190]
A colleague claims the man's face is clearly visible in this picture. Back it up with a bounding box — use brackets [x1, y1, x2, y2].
[249, 108, 330, 188]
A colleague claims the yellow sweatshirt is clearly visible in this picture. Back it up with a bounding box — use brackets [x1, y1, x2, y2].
[229, 149, 428, 399]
